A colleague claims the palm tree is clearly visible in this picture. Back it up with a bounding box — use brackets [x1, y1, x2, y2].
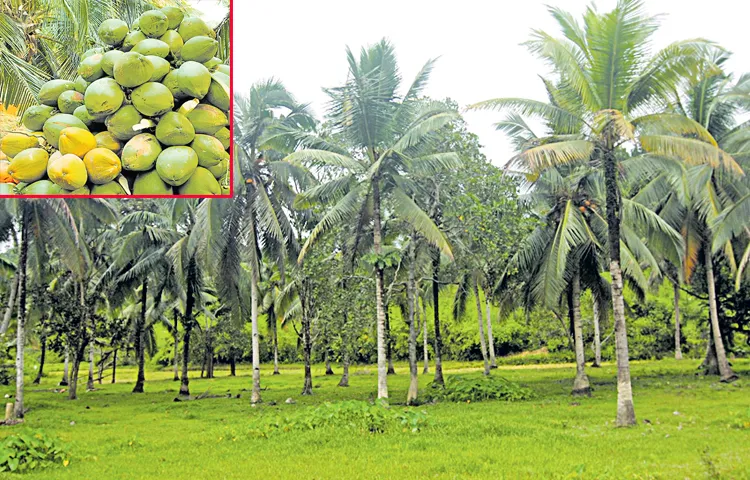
[285, 40, 457, 399]
[471, 0, 729, 425]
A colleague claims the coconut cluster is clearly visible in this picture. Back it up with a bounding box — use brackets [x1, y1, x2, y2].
[0, 6, 230, 196]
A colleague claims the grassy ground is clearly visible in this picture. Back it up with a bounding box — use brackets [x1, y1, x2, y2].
[0, 358, 747, 479]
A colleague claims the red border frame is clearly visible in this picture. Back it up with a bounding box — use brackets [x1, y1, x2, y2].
[1, 2, 233, 199]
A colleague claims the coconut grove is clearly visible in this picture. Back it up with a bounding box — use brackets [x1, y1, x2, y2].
[0, 0, 749, 478]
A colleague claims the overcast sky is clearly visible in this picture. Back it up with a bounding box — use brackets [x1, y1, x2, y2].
[236, 0, 750, 166]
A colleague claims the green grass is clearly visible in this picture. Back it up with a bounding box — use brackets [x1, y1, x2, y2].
[0, 358, 748, 479]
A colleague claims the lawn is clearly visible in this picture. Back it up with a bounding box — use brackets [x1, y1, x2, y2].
[0, 358, 748, 479]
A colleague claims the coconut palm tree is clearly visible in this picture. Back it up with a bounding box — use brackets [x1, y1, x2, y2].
[284, 40, 457, 399]
[471, 0, 730, 425]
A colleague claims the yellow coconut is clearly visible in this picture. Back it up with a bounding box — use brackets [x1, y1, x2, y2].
[8, 148, 49, 183]
[83, 147, 122, 184]
[59, 127, 97, 158]
[47, 153, 88, 190]
[0, 133, 39, 159]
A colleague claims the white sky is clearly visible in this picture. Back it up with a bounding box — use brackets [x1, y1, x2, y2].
[236, 0, 750, 166]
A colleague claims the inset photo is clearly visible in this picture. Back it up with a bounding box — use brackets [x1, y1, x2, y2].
[0, 0, 231, 197]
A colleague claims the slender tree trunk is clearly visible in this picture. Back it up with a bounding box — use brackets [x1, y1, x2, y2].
[272, 314, 280, 375]
[180, 260, 196, 397]
[60, 348, 69, 386]
[250, 262, 262, 403]
[473, 279, 490, 376]
[0, 273, 18, 336]
[486, 297, 497, 368]
[673, 282, 683, 360]
[300, 281, 313, 396]
[385, 307, 395, 375]
[133, 279, 147, 393]
[68, 351, 82, 401]
[406, 236, 419, 405]
[592, 295, 603, 367]
[230, 354, 236, 376]
[86, 341, 95, 391]
[324, 341, 334, 375]
[111, 349, 117, 383]
[570, 271, 591, 396]
[338, 347, 350, 387]
[373, 180, 388, 399]
[97, 347, 104, 384]
[421, 301, 429, 374]
[701, 331, 720, 375]
[13, 209, 28, 420]
[431, 253, 444, 387]
[704, 247, 737, 382]
[173, 311, 180, 381]
[33, 335, 46, 385]
[603, 144, 636, 427]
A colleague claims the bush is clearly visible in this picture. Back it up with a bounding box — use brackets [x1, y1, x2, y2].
[0, 430, 69, 473]
[426, 375, 534, 403]
[248, 400, 428, 438]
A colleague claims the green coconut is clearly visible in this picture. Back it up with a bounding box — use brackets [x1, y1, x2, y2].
[214, 127, 230, 150]
[8, 148, 49, 183]
[113, 52, 154, 88]
[155, 112, 195, 146]
[57, 90, 85, 114]
[39, 79, 76, 107]
[95, 131, 122, 153]
[178, 166, 221, 195]
[133, 169, 173, 195]
[0, 184, 15, 195]
[122, 30, 147, 52]
[176, 61, 211, 99]
[84, 77, 125, 117]
[21, 105, 55, 131]
[74, 76, 90, 94]
[162, 70, 187, 100]
[43, 114, 88, 148]
[206, 72, 230, 112]
[132, 38, 170, 58]
[73, 105, 99, 127]
[159, 30, 184, 58]
[78, 53, 104, 82]
[180, 36, 218, 63]
[138, 10, 169, 38]
[101, 50, 125, 76]
[146, 55, 171, 82]
[178, 17, 214, 42]
[19, 180, 63, 195]
[203, 57, 222, 71]
[91, 181, 127, 195]
[131, 82, 174, 117]
[81, 47, 104, 60]
[207, 156, 228, 179]
[160, 6, 184, 29]
[68, 185, 91, 195]
[105, 105, 144, 141]
[190, 134, 225, 168]
[98, 19, 129, 46]
[186, 104, 228, 135]
[121, 133, 162, 171]
[156, 146, 198, 186]
[216, 64, 229, 76]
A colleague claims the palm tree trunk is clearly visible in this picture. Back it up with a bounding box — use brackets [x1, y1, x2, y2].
[324, 327, 334, 375]
[300, 281, 313, 396]
[111, 349, 117, 383]
[372, 179, 388, 399]
[570, 270, 591, 396]
[133, 279, 147, 393]
[592, 295, 602, 367]
[385, 307, 395, 375]
[13, 207, 28, 420]
[33, 334, 46, 385]
[180, 260, 196, 397]
[431, 252, 444, 387]
[97, 347, 104, 384]
[60, 348, 69, 386]
[704, 246, 737, 382]
[473, 279, 490, 376]
[603, 145, 636, 427]
[421, 301, 429, 374]
[673, 282, 683, 360]
[0, 273, 18, 336]
[406, 235, 419, 405]
[250, 263, 262, 403]
[272, 313, 280, 375]
[68, 351, 82, 401]
[86, 341, 95, 391]
[486, 297, 497, 368]
[701, 331, 720, 375]
[338, 348, 350, 387]
[173, 311, 180, 381]
[230, 353, 236, 376]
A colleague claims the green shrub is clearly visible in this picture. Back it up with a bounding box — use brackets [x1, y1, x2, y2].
[248, 400, 428, 438]
[426, 375, 534, 403]
[0, 430, 69, 473]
